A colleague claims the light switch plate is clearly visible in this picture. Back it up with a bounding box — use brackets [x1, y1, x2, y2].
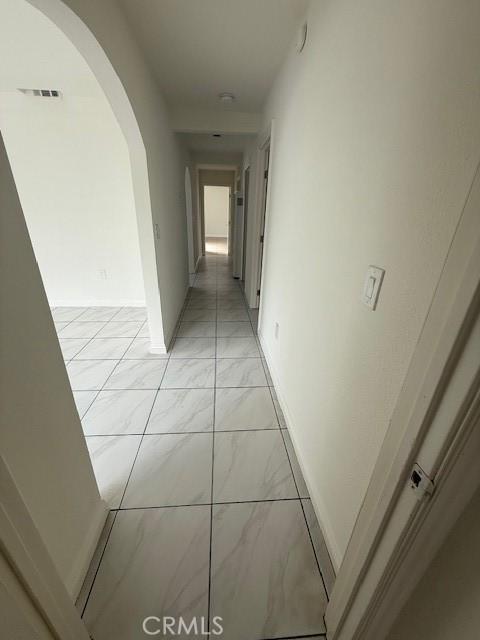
[361, 266, 385, 310]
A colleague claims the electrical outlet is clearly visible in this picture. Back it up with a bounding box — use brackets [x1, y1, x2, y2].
[275, 322, 280, 339]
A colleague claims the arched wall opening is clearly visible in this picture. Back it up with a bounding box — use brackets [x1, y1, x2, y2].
[21, 0, 171, 351]
[0, 0, 146, 309]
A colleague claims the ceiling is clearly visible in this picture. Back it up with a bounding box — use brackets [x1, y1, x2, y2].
[0, 0, 102, 97]
[119, 0, 309, 112]
[178, 132, 255, 153]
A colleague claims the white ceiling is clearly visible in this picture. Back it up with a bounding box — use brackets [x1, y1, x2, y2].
[0, 0, 102, 97]
[119, 0, 309, 112]
[178, 132, 255, 153]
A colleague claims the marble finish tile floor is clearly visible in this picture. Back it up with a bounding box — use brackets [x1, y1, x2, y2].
[54, 238, 333, 639]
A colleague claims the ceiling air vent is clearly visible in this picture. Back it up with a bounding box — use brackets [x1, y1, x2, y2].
[18, 88, 62, 98]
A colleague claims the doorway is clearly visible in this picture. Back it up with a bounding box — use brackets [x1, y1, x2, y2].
[256, 143, 270, 307]
[241, 166, 250, 288]
[204, 185, 230, 256]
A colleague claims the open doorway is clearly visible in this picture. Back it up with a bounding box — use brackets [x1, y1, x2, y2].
[204, 185, 230, 256]
[0, 0, 158, 523]
[240, 166, 250, 288]
[255, 142, 270, 307]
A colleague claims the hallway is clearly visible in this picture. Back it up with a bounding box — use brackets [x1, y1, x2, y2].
[54, 239, 333, 639]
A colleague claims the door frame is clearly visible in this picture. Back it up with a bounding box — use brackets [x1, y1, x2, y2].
[196, 164, 238, 257]
[326, 161, 480, 639]
[184, 166, 195, 283]
[241, 165, 251, 283]
[246, 120, 275, 310]
[0, 454, 91, 639]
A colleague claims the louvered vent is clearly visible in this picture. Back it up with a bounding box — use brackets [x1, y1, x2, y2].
[18, 88, 62, 98]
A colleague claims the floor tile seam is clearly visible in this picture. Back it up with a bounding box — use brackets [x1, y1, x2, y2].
[74, 383, 271, 391]
[78, 323, 132, 615]
[109, 312, 176, 511]
[90, 334, 177, 621]
[69, 342, 127, 415]
[98, 317, 147, 340]
[62, 326, 106, 359]
[55, 311, 85, 334]
[207, 257, 219, 634]
[72, 331, 138, 361]
[276, 424, 330, 599]
[80, 508, 119, 618]
[236, 284, 329, 594]
[114, 497, 304, 511]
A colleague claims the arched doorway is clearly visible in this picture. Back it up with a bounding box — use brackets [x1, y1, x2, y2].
[25, 0, 167, 349]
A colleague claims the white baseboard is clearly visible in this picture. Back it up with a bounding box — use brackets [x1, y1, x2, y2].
[49, 299, 146, 308]
[149, 337, 167, 354]
[258, 331, 342, 572]
[65, 499, 108, 599]
[205, 234, 228, 238]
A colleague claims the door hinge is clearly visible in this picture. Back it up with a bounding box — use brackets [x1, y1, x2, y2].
[409, 463, 434, 500]
[260, 234, 264, 243]
[264, 169, 269, 179]
[257, 289, 261, 296]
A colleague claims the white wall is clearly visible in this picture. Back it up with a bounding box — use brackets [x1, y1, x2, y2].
[204, 185, 229, 237]
[0, 94, 145, 306]
[259, 0, 480, 567]
[27, 0, 190, 350]
[0, 134, 106, 597]
[0, 0, 145, 307]
[387, 487, 480, 640]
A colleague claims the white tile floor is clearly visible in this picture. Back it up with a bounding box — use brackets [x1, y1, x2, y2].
[53, 238, 334, 639]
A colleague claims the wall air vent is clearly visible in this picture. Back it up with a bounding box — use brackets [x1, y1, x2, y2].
[18, 88, 62, 98]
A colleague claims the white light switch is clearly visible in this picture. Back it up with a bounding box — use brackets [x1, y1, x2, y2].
[362, 266, 385, 310]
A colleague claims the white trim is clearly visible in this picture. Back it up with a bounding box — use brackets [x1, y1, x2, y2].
[64, 499, 108, 598]
[325, 161, 480, 639]
[49, 299, 146, 307]
[197, 167, 237, 257]
[195, 254, 202, 272]
[240, 162, 251, 283]
[245, 121, 275, 309]
[196, 163, 239, 171]
[258, 329, 342, 570]
[185, 166, 195, 275]
[205, 234, 229, 238]
[27, 0, 167, 359]
[356, 385, 480, 640]
[0, 455, 92, 639]
[256, 127, 274, 315]
[149, 338, 168, 354]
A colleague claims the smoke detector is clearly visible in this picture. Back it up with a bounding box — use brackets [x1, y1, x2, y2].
[18, 88, 62, 98]
[218, 92, 235, 104]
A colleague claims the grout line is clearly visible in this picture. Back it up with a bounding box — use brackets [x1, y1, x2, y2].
[84, 426, 282, 437]
[240, 287, 331, 598]
[115, 497, 304, 511]
[79, 308, 165, 616]
[207, 251, 218, 635]
[78, 246, 330, 630]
